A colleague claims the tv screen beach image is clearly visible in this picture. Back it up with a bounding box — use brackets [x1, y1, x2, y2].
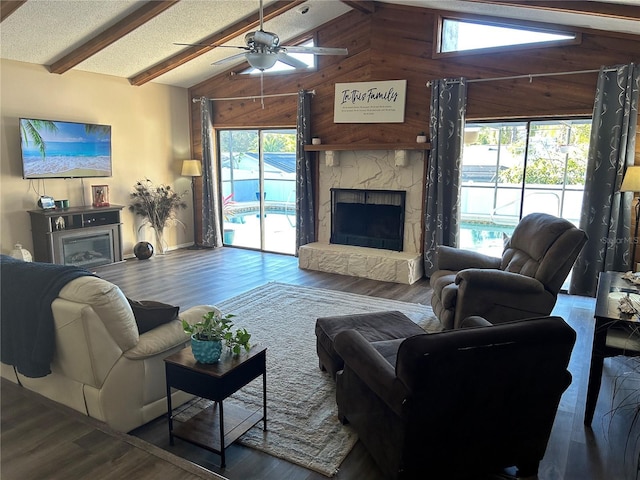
[20, 119, 112, 179]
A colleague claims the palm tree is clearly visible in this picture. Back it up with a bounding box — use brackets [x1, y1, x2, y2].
[20, 119, 57, 160]
[84, 124, 111, 136]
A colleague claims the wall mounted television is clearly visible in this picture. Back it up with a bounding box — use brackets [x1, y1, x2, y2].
[20, 118, 112, 179]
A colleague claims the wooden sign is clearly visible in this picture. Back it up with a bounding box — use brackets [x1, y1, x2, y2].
[334, 80, 407, 123]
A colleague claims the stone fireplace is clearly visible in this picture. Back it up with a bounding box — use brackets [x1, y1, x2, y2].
[298, 148, 426, 284]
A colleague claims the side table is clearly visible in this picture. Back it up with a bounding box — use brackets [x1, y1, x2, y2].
[164, 345, 267, 467]
[585, 271, 640, 426]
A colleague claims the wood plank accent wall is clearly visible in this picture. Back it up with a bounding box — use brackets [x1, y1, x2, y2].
[189, 3, 640, 153]
[188, 2, 640, 249]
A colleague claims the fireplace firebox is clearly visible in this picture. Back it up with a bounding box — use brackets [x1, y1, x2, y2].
[331, 188, 406, 251]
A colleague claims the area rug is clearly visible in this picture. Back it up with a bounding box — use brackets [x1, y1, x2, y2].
[173, 282, 441, 477]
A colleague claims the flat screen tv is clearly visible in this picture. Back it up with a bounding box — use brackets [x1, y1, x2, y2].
[20, 118, 112, 179]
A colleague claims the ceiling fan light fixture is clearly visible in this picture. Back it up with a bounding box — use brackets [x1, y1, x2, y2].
[246, 52, 278, 70]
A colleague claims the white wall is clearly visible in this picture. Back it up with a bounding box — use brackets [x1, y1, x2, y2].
[1, 59, 194, 258]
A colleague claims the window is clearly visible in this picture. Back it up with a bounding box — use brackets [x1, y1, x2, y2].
[460, 119, 590, 260]
[437, 17, 579, 55]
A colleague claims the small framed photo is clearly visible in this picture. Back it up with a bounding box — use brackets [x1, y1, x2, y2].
[92, 185, 110, 207]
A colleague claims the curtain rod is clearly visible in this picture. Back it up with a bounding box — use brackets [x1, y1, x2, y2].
[425, 67, 618, 87]
[192, 90, 315, 103]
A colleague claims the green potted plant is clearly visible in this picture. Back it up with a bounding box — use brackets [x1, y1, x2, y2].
[129, 179, 187, 254]
[182, 308, 251, 363]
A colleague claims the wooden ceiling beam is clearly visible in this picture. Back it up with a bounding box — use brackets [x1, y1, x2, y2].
[463, 0, 640, 22]
[1, 0, 27, 22]
[340, 1, 376, 14]
[128, 0, 305, 87]
[48, 0, 180, 74]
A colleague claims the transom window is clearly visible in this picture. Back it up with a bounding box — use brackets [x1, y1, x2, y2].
[438, 17, 579, 55]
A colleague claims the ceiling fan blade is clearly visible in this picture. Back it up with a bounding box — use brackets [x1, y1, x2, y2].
[212, 52, 248, 66]
[276, 52, 308, 69]
[282, 46, 348, 56]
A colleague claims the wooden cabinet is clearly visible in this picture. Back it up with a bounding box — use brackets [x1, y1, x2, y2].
[28, 205, 124, 268]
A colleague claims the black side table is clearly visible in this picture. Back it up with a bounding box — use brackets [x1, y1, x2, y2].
[585, 271, 640, 426]
[164, 345, 267, 467]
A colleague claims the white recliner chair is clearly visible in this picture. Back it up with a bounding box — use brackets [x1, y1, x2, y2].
[1, 275, 210, 432]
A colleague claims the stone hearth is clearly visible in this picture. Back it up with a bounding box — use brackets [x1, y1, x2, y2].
[299, 242, 423, 284]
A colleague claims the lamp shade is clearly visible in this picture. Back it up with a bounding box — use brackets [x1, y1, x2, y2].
[181, 160, 202, 177]
[621, 166, 640, 192]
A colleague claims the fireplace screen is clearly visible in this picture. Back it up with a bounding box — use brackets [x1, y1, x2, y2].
[60, 230, 114, 268]
[331, 188, 406, 251]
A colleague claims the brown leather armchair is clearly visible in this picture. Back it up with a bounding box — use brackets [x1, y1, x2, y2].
[334, 316, 576, 480]
[430, 213, 587, 330]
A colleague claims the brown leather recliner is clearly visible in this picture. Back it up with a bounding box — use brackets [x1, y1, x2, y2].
[334, 316, 576, 479]
[430, 213, 587, 330]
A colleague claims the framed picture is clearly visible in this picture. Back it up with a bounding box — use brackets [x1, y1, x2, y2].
[334, 80, 407, 123]
[92, 185, 110, 207]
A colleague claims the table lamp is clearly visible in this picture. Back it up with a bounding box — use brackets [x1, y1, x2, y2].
[182, 160, 203, 248]
[620, 165, 640, 269]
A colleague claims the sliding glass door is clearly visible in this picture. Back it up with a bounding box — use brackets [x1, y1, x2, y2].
[218, 129, 297, 255]
[460, 119, 590, 258]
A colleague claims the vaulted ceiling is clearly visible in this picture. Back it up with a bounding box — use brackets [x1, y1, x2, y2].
[1, 0, 639, 89]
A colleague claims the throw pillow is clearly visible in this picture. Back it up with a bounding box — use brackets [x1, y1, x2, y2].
[127, 298, 179, 334]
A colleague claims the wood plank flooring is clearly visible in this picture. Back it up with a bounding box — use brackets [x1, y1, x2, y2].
[1, 377, 225, 480]
[2, 247, 639, 479]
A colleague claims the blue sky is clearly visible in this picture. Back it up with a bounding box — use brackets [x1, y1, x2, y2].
[21, 119, 109, 142]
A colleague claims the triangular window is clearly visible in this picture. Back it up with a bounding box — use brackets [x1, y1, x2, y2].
[439, 17, 578, 54]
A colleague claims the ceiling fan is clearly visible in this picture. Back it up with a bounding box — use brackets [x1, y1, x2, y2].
[176, 0, 348, 72]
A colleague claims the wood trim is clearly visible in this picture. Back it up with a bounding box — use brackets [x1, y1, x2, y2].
[464, 0, 640, 22]
[128, 0, 305, 87]
[305, 143, 430, 151]
[0, 0, 26, 22]
[340, 1, 376, 14]
[48, 1, 180, 74]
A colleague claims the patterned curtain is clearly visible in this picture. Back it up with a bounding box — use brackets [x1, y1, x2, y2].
[200, 98, 223, 248]
[570, 64, 639, 296]
[423, 78, 468, 277]
[295, 90, 315, 254]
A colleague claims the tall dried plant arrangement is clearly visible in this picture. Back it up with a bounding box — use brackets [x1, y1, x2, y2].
[129, 179, 187, 253]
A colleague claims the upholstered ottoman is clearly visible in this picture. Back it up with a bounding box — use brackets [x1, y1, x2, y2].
[315, 310, 425, 379]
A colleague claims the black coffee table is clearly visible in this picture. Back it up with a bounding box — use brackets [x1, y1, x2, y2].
[164, 345, 267, 467]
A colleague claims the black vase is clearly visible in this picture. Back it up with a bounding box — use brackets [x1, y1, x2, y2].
[133, 241, 154, 260]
